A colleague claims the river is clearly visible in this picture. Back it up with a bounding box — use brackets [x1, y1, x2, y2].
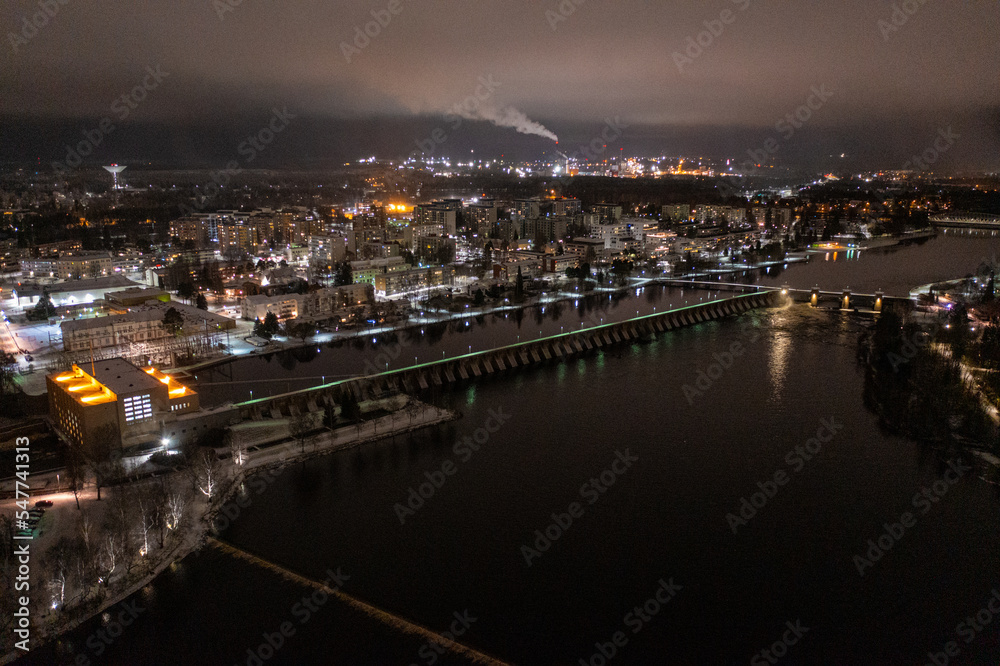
[20, 234, 1000, 665]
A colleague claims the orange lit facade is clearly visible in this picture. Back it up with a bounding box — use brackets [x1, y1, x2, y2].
[46, 359, 198, 451]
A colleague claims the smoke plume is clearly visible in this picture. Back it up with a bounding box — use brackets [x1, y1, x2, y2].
[451, 105, 559, 142]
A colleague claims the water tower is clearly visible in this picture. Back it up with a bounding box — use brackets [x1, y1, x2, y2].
[103, 164, 127, 190]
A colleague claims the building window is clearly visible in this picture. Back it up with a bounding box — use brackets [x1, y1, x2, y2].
[123, 394, 152, 423]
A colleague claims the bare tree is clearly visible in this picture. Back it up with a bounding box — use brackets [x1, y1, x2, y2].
[289, 412, 313, 453]
[42, 538, 75, 610]
[146, 482, 170, 549]
[89, 423, 120, 501]
[106, 487, 142, 576]
[76, 511, 98, 599]
[194, 449, 220, 498]
[78, 511, 94, 555]
[97, 534, 121, 587]
[136, 492, 156, 558]
[227, 430, 247, 467]
[64, 444, 86, 510]
[166, 491, 186, 531]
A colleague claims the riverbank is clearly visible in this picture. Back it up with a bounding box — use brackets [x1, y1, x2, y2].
[858, 306, 999, 457]
[1, 396, 457, 663]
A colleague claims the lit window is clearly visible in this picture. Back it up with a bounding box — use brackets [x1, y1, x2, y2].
[123, 394, 152, 423]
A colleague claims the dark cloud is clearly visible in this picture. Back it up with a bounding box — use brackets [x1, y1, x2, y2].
[1, 0, 998, 169]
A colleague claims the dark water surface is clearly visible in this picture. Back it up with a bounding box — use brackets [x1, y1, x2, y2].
[756, 233, 998, 295]
[21, 235, 1000, 665]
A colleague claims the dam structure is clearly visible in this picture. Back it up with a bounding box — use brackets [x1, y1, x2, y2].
[227, 291, 780, 426]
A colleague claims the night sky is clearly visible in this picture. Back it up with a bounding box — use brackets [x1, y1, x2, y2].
[1, 0, 998, 170]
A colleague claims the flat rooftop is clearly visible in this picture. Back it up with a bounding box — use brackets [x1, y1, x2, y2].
[89, 358, 163, 395]
[61, 309, 163, 333]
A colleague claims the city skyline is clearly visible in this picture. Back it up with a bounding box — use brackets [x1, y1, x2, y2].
[2, 2, 1000, 664]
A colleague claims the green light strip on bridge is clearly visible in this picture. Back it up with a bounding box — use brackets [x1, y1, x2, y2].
[233, 292, 766, 408]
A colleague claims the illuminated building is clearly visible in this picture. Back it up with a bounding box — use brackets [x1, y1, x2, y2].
[374, 266, 455, 298]
[46, 358, 198, 451]
[19, 251, 113, 279]
[413, 204, 457, 235]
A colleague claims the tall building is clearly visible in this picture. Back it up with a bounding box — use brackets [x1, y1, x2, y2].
[309, 233, 348, 266]
[413, 204, 457, 235]
[217, 221, 256, 256]
[591, 204, 622, 222]
[552, 198, 582, 216]
[512, 199, 541, 220]
[169, 216, 209, 247]
[466, 204, 498, 239]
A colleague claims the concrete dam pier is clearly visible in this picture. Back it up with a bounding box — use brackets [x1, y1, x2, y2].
[231, 291, 781, 422]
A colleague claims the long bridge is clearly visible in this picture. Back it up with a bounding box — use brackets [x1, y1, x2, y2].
[660, 279, 907, 310]
[173, 286, 905, 447]
[931, 212, 1000, 231]
[234, 291, 774, 412]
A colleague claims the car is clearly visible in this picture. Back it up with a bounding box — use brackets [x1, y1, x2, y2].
[34, 500, 53, 508]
